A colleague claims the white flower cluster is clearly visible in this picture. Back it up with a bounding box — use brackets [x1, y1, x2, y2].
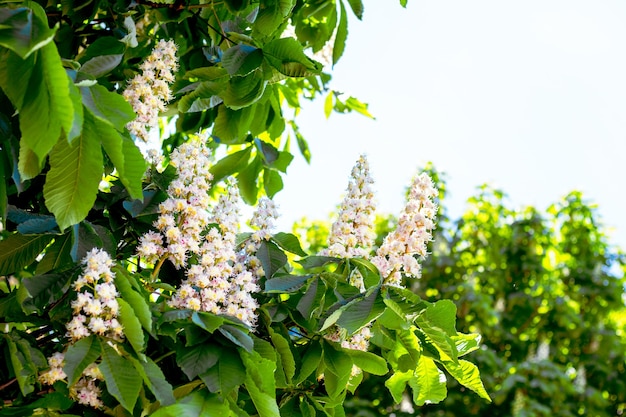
[67, 249, 123, 342]
[138, 139, 263, 328]
[123, 39, 178, 145]
[137, 138, 212, 268]
[321, 156, 376, 358]
[320, 155, 376, 262]
[168, 179, 260, 328]
[39, 353, 105, 408]
[372, 172, 438, 287]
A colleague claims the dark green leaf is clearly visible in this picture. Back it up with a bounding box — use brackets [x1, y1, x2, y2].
[70, 221, 104, 262]
[36, 233, 73, 274]
[176, 344, 220, 380]
[263, 168, 283, 198]
[0, 4, 56, 59]
[17, 274, 69, 314]
[222, 69, 267, 110]
[218, 324, 254, 352]
[269, 327, 296, 385]
[295, 341, 322, 384]
[200, 349, 245, 395]
[209, 146, 252, 183]
[271, 232, 307, 256]
[0, 233, 53, 275]
[64, 336, 101, 386]
[264, 274, 311, 293]
[335, 287, 386, 334]
[78, 54, 123, 78]
[100, 341, 143, 412]
[191, 311, 224, 333]
[80, 84, 135, 132]
[129, 355, 175, 406]
[333, 1, 348, 65]
[151, 390, 230, 417]
[297, 255, 341, 269]
[263, 38, 323, 77]
[346, 0, 364, 19]
[256, 240, 288, 278]
[3, 332, 45, 396]
[222, 44, 264, 76]
[237, 155, 262, 204]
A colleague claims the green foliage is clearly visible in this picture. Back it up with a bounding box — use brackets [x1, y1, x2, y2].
[0, 0, 488, 415]
[296, 170, 626, 416]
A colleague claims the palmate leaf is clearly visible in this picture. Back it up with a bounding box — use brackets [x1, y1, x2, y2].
[200, 349, 246, 395]
[409, 356, 448, 406]
[128, 355, 175, 406]
[176, 344, 220, 380]
[43, 111, 103, 230]
[0, 43, 73, 178]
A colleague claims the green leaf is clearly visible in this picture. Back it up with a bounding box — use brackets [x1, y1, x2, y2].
[394, 328, 422, 372]
[241, 349, 280, 417]
[264, 274, 311, 293]
[100, 342, 142, 412]
[213, 105, 255, 144]
[209, 146, 252, 183]
[347, 350, 388, 375]
[129, 355, 175, 406]
[178, 81, 225, 113]
[151, 390, 230, 417]
[191, 311, 224, 333]
[0, 233, 53, 275]
[176, 344, 220, 380]
[78, 54, 123, 78]
[453, 333, 482, 357]
[346, 0, 364, 19]
[117, 298, 145, 353]
[442, 359, 491, 402]
[410, 356, 447, 406]
[43, 114, 103, 230]
[253, 0, 294, 37]
[96, 111, 144, 199]
[269, 327, 296, 385]
[113, 265, 153, 334]
[296, 277, 321, 318]
[80, 84, 135, 132]
[335, 286, 386, 334]
[64, 335, 101, 386]
[415, 300, 458, 362]
[263, 168, 283, 198]
[3, 331, 45, 396]
[295, 341, 322, 385]
[333, 1, 348, 65]
[324, 92, 333, 119]
[256, 240, 288, 278]
[297, 255, 341, 269]
[0, 4, 56, 59]
[219, 324, 254, 351]
[69, 221, 103, 262]
[272, 232, 307, 256]
[17, 274, 69, 314]
[349, 257, 381, 288]
[255, 138, 279, 164]
[385, 370, 412, 403]
[67, 81, 84, 143]
[200, 349, 245, 394]
[35, 233, 73, 274]
[222, 69, 267, 110]
[263, 38, 323, 77]
[0, 44, 73, 177]
[323, 341, 352, 399]
[344, 96, 374, 119]
[222, 44, 264, 76]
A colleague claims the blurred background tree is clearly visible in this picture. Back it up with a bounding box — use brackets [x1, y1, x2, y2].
[293, 165, 626, 417]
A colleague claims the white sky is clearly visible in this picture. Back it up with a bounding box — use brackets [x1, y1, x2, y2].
[274, 1, 626, 250]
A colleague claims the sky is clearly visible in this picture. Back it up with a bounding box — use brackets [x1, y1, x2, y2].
[274, 0, 626, 250]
